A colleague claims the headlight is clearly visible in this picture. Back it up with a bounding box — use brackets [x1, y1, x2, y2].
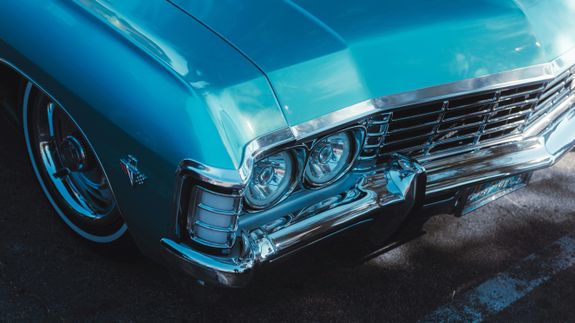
[305, 132, 354, 186]
[245, 151, 295, 209]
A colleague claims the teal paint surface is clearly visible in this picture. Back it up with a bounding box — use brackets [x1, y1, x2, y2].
[171, 0, 575, 125]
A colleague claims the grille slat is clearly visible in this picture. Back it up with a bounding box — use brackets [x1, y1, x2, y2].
[488, 110, 531, 124]
[444, 108, 492, 121]
[387, 120, 439, 134]
[499, 87, 545, 100]
[482, 120, 525, 135]
[496, 98, 538, 110]
[436, 121, 483, 134]
[539, 82, 566, 103]
[385, 130, 434, 145]
[431, 132, 478, 147]
[363, 67, 574, 161]
[392, 109, 443, 121]
[448, 101, 494, 111]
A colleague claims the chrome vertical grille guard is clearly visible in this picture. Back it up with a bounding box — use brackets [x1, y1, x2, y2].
[162, 155, 426, 287]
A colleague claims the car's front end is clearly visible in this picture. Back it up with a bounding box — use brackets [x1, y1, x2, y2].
[2, 0, 575, 289]
[161, 49, 575, 287]
[152, 0, 575, 288]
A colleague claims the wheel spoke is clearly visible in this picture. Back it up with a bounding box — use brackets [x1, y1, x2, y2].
[72, 172, 109, 202]
[47, 102, 55, 137]
[56, 111, 64, 140]
[64, 176, 97, 215]
[52, 167, 71, 179]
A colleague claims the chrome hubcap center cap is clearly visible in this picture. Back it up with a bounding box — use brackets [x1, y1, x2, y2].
[58, 135, 88, 172]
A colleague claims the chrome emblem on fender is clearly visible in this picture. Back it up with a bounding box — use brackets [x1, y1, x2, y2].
[120, 155, 147, 186]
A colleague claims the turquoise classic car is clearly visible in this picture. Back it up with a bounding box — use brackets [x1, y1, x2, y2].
[1, 0, 575, 288]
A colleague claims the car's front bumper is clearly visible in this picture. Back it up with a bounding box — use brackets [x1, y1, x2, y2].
[161, 153, 427, 287]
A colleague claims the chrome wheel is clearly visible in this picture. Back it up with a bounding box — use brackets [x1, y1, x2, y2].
[23, 82, 127, 243]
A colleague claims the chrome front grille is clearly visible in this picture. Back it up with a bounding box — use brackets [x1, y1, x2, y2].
[360, 66, 575, 163]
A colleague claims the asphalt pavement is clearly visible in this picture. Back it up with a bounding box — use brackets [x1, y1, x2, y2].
[1, 117, 575, 322]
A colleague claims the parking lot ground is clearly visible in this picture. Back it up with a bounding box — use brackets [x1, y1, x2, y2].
[1, 118, 574, 322]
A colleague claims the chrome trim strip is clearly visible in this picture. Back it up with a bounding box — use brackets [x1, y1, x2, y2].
[239, 128, 295, 182]
[291, 100, 377, 140]
[177, 159, 245, 189]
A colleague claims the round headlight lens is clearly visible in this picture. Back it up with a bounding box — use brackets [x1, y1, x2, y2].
[245, 151, 294, 209]
[305, 132, 352, 186]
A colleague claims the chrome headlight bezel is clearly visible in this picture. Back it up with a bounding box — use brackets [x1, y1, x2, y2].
[303, 128, 365, 188]
[244, 147, 306, 210]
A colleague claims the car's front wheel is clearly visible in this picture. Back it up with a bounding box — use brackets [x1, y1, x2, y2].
[22, 82, 128, 244]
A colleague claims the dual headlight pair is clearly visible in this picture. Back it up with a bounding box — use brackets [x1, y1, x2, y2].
[244, 129, 364, 210]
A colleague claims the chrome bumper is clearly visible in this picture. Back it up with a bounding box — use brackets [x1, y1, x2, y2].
[161, 95, 575, 288]
[161, 156, 426, 287]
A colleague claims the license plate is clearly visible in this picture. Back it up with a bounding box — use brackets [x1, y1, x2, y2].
[462, 173, 532, 215]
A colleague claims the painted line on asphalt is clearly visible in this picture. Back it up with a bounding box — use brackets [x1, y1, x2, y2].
[420, 234, 575, 322]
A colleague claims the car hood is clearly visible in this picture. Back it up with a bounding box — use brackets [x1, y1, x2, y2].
[171, 0, 575, 126]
